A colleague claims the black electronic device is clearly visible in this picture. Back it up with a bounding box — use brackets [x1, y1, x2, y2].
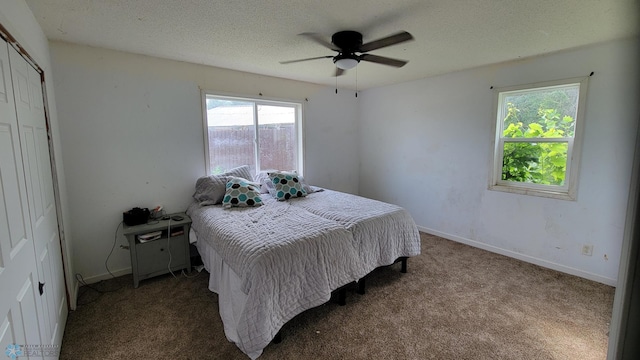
[171, 215, 184, 221]
[123, 207, 150, 226]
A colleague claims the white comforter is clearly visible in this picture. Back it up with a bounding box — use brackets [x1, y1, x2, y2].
[187, 197, 366, 357]
[289, 190, 421, 273]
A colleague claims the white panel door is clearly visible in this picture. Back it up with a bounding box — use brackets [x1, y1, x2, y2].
[9, 45, 67, 348]
[0, 40, 45, 358]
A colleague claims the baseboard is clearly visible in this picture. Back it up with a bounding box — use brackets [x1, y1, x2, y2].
[417, 225, 617, 286]
[78, 267, 132, 285]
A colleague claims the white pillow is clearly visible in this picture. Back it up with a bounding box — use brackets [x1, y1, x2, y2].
[254, 171, 274, 194]
[225, 165, 253, 182]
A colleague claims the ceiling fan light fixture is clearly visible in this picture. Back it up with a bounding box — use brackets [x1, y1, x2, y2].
[335, 57, 359, 70]
[282, 30, 413, 75]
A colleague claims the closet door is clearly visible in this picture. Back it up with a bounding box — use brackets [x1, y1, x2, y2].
[9, 45, 67, 346]
[0, 40, 44, 354]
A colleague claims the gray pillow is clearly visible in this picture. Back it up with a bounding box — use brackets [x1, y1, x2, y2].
[193, 165, 254, 205]
[193, 174, 229, 205]
[225, 165, 252, 182]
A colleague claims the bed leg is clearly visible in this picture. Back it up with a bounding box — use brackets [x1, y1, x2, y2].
[357, 278, 366, 295]
[400, 257, 408, 273]
[337, 287, 346, 306]
[273, 332, 282, 344]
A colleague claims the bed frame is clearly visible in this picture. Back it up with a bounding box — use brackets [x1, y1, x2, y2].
[356, 256, 408, 295]
[272, 255, 409, 344]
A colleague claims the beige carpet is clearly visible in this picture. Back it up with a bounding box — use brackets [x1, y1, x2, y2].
[61, 233, 614, 359]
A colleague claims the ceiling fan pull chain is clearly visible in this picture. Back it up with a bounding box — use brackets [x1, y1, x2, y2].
[354, 66, 358, 98]
[335, 69, 338, 94]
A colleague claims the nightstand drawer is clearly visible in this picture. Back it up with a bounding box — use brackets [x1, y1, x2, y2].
[136, 237, 187, 275]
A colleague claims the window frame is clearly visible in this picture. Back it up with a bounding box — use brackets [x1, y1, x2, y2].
[201, 90, 305, 176]
[489, 76, 589, 200]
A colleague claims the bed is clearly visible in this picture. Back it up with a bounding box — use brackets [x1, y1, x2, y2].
[187, 167, 421, 359]
[287, 189, 420, 282]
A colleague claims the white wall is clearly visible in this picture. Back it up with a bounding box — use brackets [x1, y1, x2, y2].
[0, 1, 76, 303]
[45, 31, 637, 286]
[49, 42, 359, 281]
[305, 87, 360, 189]
[359, 38, 640, 285]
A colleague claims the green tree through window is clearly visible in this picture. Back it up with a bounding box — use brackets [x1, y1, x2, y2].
[491, 78, 587, 200]
[502, 102, 575, 185]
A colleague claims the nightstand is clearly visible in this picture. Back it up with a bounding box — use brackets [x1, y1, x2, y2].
[122, 213, 192, 288]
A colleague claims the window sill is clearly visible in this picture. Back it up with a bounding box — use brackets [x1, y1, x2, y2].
[489, 183, 576, 201]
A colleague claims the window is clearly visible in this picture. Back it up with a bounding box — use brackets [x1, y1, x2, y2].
[490, 77, 588, 200]
[202, 93, 303, 176]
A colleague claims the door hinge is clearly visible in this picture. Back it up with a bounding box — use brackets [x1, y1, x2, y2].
[38, 282, 45, 296]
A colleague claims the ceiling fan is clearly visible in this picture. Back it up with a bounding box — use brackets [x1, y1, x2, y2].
[280, 30, 414, 76]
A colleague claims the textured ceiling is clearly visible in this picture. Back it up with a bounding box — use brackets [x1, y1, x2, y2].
[26, 0, 639, 90]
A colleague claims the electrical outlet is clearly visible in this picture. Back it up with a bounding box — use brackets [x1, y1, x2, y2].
[581, 244, 593, 256]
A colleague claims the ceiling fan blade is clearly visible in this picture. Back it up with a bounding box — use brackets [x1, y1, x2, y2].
[299, 32, 339, 51]
[359, 31, 414, 52]
[334, 67, 345, 77]
[280, 55, 333, 64]
[359, 54, 408, 68]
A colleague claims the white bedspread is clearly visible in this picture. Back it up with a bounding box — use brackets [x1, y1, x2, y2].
[289, 190, 421, 273]
[187, 198, 365, 358]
